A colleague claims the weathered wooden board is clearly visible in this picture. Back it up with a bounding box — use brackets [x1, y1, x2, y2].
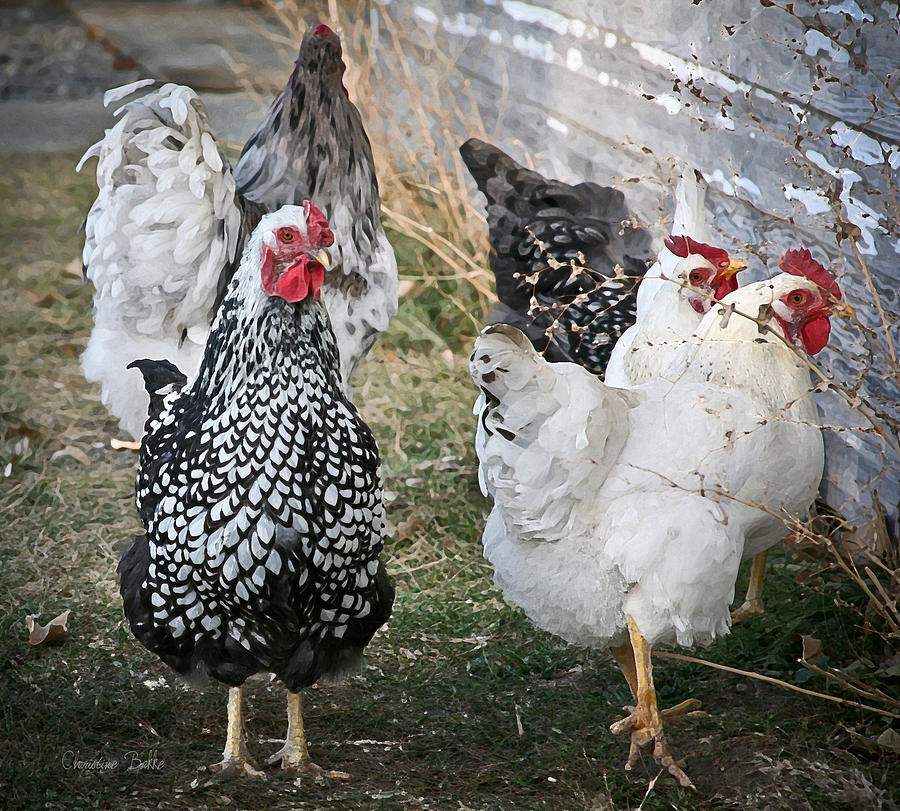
[381, 0, 900, 535]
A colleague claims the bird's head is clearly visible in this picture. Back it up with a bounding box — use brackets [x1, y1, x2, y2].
[298, 23, 349, 97]
[259, 202, 334, 303]
[770, 248, 847, 355]
[665, 235, 746, 314]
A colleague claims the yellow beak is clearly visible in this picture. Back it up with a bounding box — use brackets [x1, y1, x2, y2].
[721, 258, 748, 279]
[831, 299, 856, 318]
[314, 248, 333, 271]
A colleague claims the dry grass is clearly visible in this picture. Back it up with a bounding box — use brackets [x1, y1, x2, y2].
[0, 149, 897, 811]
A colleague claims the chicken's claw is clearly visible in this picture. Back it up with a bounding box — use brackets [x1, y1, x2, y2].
[267, 745, 349, 782]
[610, 698, 704, 734]
[209, 754, 266, 780]
[731, 598, 765, 622]
[625, 732, 696, 790]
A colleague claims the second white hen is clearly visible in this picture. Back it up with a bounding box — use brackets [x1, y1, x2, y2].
[471, 249, 844, 786]
[605, 170, 745, 388]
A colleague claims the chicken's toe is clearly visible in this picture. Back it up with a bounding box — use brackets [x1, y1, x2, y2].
[209, 755, 266, 779]
[611, 697, 704, 734]
[267, 745, 349, 782]
[731, 598, 764, 622]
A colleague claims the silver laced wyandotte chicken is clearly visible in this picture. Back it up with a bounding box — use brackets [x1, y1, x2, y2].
[459, 138, 655, 376]
[119, 203, 394, 779]
[78, 23, 397, 440]
[470, 249, 849, 787]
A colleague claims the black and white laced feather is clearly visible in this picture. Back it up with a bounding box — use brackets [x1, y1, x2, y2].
[119, 207, 393, 691]
[79, 24, 397, 439]
[459, 138, 653, 376]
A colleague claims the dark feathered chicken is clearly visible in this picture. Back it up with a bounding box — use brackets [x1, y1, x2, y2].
[79, 23, 397, 440]
[235, 24, 396, 388]
[459, 138, 654, 376]
[119, 203, 394, 778]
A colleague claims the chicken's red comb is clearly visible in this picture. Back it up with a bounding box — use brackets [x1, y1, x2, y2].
[778, 248, 841, 300]
[313, 23, 336, 38]
[664, 235, 730, 269]
[303, 200, 335, 248]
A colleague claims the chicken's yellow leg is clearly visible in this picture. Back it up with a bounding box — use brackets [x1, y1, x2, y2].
[609, 618, 698, 789]
[732, 550, 768, 622]
[267, 691, 349, 781]
[610, 641, 639, 700]
[209, 686, 265, 778]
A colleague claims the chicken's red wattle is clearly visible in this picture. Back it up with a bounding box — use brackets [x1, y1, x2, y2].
[799, 315, 831, 355]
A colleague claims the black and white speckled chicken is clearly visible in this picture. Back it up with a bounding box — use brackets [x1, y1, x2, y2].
[78, 23, 397, 440]
[119, 203, 394, 778]
[459, 138, 654, 375]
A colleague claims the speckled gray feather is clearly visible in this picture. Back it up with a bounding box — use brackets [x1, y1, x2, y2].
[236, 24, 398, 391]
[79, 25, 397, 441]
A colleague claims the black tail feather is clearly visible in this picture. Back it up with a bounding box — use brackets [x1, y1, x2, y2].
[127, 358, 187, 422]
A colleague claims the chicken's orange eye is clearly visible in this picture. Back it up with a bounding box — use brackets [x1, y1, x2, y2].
[789, 290, 808, 306]
[279, 229, 295, 242]
[688, 270, 705, 285]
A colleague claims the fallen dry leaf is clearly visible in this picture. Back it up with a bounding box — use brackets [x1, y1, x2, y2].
[843, 724, 900, 756]
[50, 445, 91, 465]
[26, 610, 71, 646]
[394, 516, 424, 542]
[846, 514, 892, 563]
[110, 437, 142, 451]
[876, 728, 900, 754]
[65, 257, 84, 278]
[799, 634, 823, 664]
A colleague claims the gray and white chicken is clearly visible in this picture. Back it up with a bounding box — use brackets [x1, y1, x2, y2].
[79, 24, 397, 439]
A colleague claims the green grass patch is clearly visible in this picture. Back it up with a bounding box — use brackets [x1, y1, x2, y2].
[0, 152, 896, 811]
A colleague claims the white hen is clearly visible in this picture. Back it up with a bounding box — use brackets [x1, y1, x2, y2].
[471, 249, 844, 787]
[605, 170, 745, 388]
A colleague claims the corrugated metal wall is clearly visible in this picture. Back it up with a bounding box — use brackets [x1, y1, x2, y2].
[381, 0, 900, 535]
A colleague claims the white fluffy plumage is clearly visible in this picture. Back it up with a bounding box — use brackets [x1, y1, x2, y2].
[472, 272, 829, 651]
[605, 169, 735, 388]
[78, 81, 244, 438]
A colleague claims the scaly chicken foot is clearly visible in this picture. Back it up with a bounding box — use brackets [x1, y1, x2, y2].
[609, 698, 704, 735]
[731, 550, 768, 622]
[267, 691, 349, 781]
[209, 686, 266, 779]
[609, 641, 704, 735]
[608, 619, 696, 789]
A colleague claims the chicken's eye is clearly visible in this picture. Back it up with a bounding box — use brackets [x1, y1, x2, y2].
[688, 270, 705, 285]
[789, 290, 808, 306]
[279, 229, 295, 242]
